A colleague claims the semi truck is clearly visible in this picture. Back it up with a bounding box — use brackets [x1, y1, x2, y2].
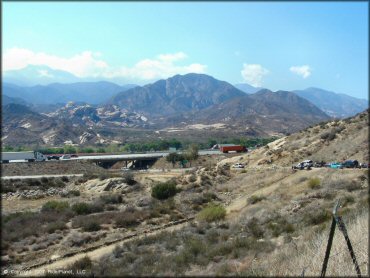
[1, 151, 46, 163]
[220, 145, 247, 153]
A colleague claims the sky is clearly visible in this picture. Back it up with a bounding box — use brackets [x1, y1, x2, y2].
[3, 1, 369, 99]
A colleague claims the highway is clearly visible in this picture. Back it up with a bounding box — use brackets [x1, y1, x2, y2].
[71, 149, 222, 161]
[1, 150, 223, 165]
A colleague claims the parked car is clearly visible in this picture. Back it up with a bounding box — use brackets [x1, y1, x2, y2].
[313, 161, 326, 167]
[232, 163, 245, 168]
[301, 160, 313, 168]
[71, 154, 79, 158]
[60, 154, 71, 160]
[341, 160, 359, 168]
[292, 162, 304, 170]
[326, 162, 343, 169]
[47, 155, 60, 160]
[360, 162, 369, 168]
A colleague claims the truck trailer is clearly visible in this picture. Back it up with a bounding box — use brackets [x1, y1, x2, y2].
[220, 145, 247, 153]
[1, 151, 46, 163]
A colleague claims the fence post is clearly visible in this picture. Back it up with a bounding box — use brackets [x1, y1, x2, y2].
[320, 201, 340, 278]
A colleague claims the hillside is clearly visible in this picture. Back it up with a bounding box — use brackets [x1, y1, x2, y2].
[177, 90, 330, 136]
[2, 110, 368, 276]
[234, 83, 263, 94]
[110, 73, 246, 116]
[294, 87, 368, 118]
[1, 103, 116, 146]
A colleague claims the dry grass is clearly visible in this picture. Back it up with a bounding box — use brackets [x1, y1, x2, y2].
[267, 208, 368, 276]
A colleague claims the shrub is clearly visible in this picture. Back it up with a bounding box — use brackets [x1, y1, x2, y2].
[151, 181, 178, 200]
[61, 176, 69, 182]
[267, 218, 295, 237]
[46, 221, 67, 233]
[308, 177, 321, 189]
[246, 217, 264, 238]
[68, 190, 80, 197]
[69, 256, 92, 272]
[83, 221, 101, 232]
[41, 177, 49, 183]
[42, 201, 70, 212]
[122, 172, 136, 185]
[114, 209, 149, 228]
[248, 195, 266, 205]
[303, 210, 332, 226]
[100, 194, 122, 204]
[320, 130, 336, 141]
[197, 203, 226, 222]
[71, 202, 103, 215]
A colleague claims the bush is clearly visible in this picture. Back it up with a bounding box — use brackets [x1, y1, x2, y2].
[69, 256, 92, 272]
[308, 177, 321, 189]
[83, 221, 101, 232]
[122, 172, 136, 185]
[248, 195, 266, 205]
[46, 221, 67, 233]
[114, 209, 148, 228]
[42, 201, 70, 212]
[72, 202, 103, 215]
[68, 190, 81, 197]
[61, 176, 69, 182]
[151, 181, 178, 200]
[197, 203, 226, 222]
[303, 210, 332, 226]
[246, 217, 264, 238]
[320, 130, 336, 141]
[100, 194, 122, 204]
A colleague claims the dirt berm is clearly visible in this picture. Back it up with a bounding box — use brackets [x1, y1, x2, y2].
[1, 160, 107, 176]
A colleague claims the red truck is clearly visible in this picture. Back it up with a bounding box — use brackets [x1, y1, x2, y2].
[220, 145, 247, 153]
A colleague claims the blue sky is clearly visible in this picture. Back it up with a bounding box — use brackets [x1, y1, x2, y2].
[3, 1, 368, 99]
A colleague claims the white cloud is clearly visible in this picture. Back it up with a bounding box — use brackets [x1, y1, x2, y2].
[3, 48, 207, 81]
[241, 64, 269, 87]
[289, 65, 312, 79]
[3, 48, 108, 77]
[109, 52, 206, 80]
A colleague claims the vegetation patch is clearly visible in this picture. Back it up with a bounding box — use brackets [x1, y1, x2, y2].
[248, 195, 266, 205]
[151, 181, 178, 200]
[307, 177, 321, 189]
[72, 202, 104, 215]
[41, 201, 70, 212]
[197, 203, 226, 222]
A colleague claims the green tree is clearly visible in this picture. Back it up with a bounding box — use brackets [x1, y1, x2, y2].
[184, 144, 199, 166]
[166, 152, 185, 168]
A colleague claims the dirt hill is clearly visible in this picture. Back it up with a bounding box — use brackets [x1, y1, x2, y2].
[218, 109, 369, 168]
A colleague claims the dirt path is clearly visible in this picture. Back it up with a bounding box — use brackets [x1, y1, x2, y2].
[20, 219, 192, 276]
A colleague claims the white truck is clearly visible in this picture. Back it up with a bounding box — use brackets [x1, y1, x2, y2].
[1, 151, 46, 163]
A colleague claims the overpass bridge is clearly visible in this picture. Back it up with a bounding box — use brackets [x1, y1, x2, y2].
[73, 150, 221, 168]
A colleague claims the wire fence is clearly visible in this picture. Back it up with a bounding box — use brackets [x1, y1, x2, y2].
[300, 201, 368, 277]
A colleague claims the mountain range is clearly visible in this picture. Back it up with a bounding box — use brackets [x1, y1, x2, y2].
[2, 81, 136, 105]
[293, 87, 368, 118]
[2, 72, 368, 147]
[110, 73, 246, 116]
